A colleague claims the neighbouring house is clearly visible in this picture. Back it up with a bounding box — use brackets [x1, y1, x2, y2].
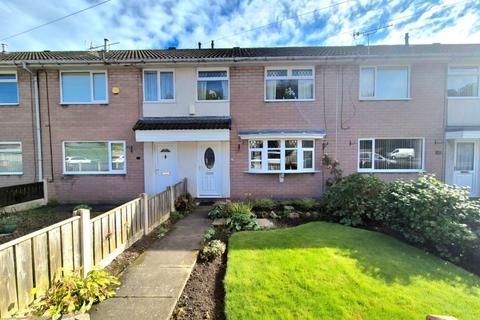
[0, 43, 479, 202]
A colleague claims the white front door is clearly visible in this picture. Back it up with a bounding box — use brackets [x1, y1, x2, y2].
[154, 143, 177, 193]
[197, 142, 222, 197]
[453, 141, 476, 196]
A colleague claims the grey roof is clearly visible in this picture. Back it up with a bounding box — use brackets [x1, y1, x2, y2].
[2, 44, 480, 64]
[133, 116, 231, 131]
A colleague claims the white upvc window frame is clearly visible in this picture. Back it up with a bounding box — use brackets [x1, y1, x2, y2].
[196, 67, 230, 102]
[359, 65, 411, 101]
[357, 137, 425, 173]
[447, 65, 480, 99]
[0, 70, 19, 106]
[264, 66, 315, 102]
[143, 69, 176, 103]
[63, 140, 126, 175]
[248, 139, 315, 173]
[0, 141, 22, 175]
[60, 70, 109, 105]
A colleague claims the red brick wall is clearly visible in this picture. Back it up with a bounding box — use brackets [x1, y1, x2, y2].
[0, 69, 37, 187]
[38, 67, 144, 203]
[230, 62, 446, 199]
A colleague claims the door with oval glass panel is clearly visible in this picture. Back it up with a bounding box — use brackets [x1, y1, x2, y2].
[453, 141, 477, 197]
[197, 142, 222, 197]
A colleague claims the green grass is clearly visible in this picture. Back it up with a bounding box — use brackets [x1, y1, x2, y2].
[225, 222, 480, 320]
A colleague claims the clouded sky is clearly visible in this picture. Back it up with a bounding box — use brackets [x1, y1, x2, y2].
[1, 0, 479, 51]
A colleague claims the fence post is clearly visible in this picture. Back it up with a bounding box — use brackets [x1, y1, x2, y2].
[78, 208, 91, 277]
[141, 193, 149, 235]
[169, 186, 175, 212]
[42, 179, 48, 205]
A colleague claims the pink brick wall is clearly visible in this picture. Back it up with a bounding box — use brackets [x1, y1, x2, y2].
[37, 68, 144, 203]
[0, 69, 37, 187]
[230, 62, 446, 199]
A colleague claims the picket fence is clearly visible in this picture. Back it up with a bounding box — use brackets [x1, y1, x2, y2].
[0, 178, 187, 318]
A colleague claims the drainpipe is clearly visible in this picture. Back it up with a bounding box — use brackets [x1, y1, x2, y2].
[22, 62, 43, 182]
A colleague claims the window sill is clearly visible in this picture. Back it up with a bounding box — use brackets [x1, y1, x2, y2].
[0, 172, 23, 176]
[264, 99, 315, 103]
[447, 97, 480, 100]
[63, 172, 126, 176]
[0, 103, 20, 106]
[60, 102, 109, 106]
[195, 100, 229, 103]
[359, 98, 411, 101]
[245, 170, 317, 174]
[358, 169, 425, 173]
[144, 100, 176, 104]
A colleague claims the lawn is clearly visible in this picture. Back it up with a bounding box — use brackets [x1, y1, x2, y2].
[224, 222, 480, 320]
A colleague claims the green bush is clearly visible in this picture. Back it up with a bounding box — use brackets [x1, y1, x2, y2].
[31, 269, 119, 319]
[174, 193, 195, 213]
[208, 202, 230, 219]
[375, 174, 480, 263]
[170, 211, 184, 221]
[226, 202, 261, 232]
[157, 226, 169, 238]
[320, 173, 386, 226]
[252, 198, 276, 212]
[200, 240, 226, 261]
[204, 226, 216, 241]
[295, 198, 318, 212]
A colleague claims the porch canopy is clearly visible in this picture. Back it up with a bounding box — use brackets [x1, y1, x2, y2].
[134, 116, 231, 142]
[445, 126, 480, 140]
[238, 129, 326, 140]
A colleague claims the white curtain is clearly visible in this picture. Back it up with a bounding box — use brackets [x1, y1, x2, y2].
[160, 72, 174, 100]
[456, 143, 475, 171]
[266, 80, 276, 100]
[221, 80, 228, 99]
[298, 79, 313, 99]
[197, 81, 207, 100]
[144, 71, 158, 101]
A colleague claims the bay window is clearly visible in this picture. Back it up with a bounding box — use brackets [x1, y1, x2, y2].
[0, 142, 22, 175]
[448, 67, 480, 97]
[265, 67, 314, 101]
[0, 72, 19, 105]
[61, 71, 108, 104]
[197, 69, 229, 101]
[358, 138, 424, 172]
[144, 70, 175, 101]
[360, 66, 410, 99]
[249, 139, 315, 173]
[63, 141, 126, 174]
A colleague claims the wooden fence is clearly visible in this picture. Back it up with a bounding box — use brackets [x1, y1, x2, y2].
[0, 178, 187, 318]
[0, 182, 44, 208]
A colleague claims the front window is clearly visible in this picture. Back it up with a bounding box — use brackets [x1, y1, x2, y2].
[265, 67, 314, 101]
[0, 72, 19, 105]
[61, 71, 108, 104]
[360, 66, 410, 99]
[144, 70, 175, 101]
[0, 142, 22, 175]
[64, 141, 126, 174]
[358, 138, 424, 172]
[448, 67, 480, 97]
[249, 139, 315, 173]
[197, 70, 229, 101]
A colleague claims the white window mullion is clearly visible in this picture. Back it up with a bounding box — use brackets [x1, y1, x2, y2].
[298, 142, 304, 171]
[371, 139, 376, 170]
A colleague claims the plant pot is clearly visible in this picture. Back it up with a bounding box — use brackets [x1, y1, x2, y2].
[0, 224, 17, 234]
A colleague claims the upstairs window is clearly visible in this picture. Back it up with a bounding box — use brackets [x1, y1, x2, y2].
[360, 66, 410, 100]
[358, 138, 424, 172]
[144, 70, 175, 101]
[63, 141, 126, 174]
[448, 67, 480, 97]
[197, 69, 229, 101]
[0, 72, 19, 105]
[248, 139, 315, 173]
[61, 71, 108, 104]
[265, 67, 314, 101]
[0, 142, 22, 175]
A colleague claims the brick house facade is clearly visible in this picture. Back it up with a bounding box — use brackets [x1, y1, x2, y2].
[0, 45, 478, 202]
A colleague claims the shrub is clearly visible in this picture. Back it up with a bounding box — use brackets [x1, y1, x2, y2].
[174, 193, 195, 213]
[208, 202, 230, 219]
[157, 226, 169, 238]
[295, 197, 318, 211]
[252, 198, 276, 212]
[170, 211, 184, 221]
[375, 174, 480, 263]
[322, 154, 343, 187]
[73, 204, 92, 211]
[204, 226, 216, 241]
[320, 173, 386, 226]
[200, 240, 226, 261]
[226, 202, 261, 232]
[31, 269, 119, 319]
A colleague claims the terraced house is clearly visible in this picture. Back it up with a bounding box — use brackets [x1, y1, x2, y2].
[0, 43, 479, 202]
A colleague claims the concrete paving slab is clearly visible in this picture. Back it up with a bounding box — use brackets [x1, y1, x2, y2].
[90, 297, 176, 320]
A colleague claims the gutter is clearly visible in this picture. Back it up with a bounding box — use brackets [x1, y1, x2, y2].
[22, 62, 43, 182]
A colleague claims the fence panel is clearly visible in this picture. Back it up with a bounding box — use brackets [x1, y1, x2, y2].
[0, 182, 44, 207]
[0, 178, 186, 317]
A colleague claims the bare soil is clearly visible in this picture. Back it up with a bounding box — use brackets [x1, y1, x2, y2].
[172, 230, 229, 320]
[0, 204, 117, 245]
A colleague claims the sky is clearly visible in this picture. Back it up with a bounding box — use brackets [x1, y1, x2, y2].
[0, 0, 479, 51]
